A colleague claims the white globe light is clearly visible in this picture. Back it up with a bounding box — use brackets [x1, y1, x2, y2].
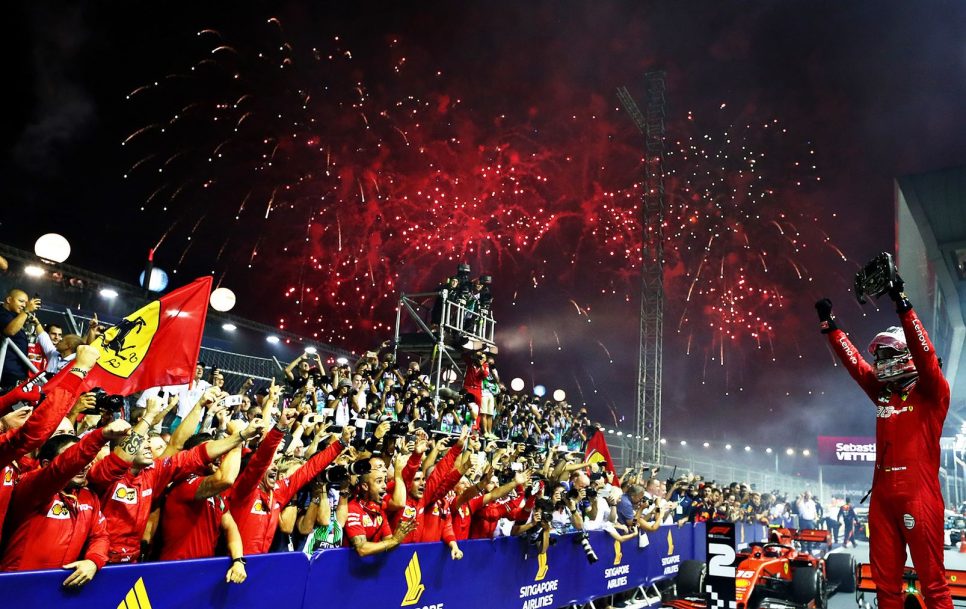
[266, 335, 280, 344]
[139, 268, 169, 292]
[533, 385, 546, 397]
[210, 287, 237, 312]
[510, 378, 525, 392]
[34, 233, 70, 263]
[552, 389, 566, 402]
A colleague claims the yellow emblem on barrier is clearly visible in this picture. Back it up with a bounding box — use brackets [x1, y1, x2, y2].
[401, 552, 426, 606]
[613, 540, 623, 565]
[535, 551, 549, 581]
[117, 577, 153, 609]
[667, 530, 674, 555]
[95, 301, 160, 379]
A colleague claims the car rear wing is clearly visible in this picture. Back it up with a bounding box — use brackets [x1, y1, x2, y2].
[791, 529, 831, 544]
[855, 562, 966, 599]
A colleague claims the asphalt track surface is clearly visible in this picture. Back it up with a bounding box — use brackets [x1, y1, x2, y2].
[826, 540, 966, 609]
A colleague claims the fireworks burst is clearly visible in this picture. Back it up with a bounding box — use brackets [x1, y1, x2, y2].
[123, 17, 843, 385]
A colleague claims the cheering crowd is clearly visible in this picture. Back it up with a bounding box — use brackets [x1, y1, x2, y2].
[0, 284, 845, 595]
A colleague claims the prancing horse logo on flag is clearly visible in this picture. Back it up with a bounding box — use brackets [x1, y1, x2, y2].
[95, 301, 160, 378]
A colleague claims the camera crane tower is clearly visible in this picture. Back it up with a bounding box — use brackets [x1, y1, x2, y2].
[617, 71, 666, 466]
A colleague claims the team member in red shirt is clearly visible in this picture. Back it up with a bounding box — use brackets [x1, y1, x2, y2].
[90, 393, 263, 563]
[450, 468, 531, 540]
[230, 410, 351, 554]
[157, 419, 258, 584]
[0, 346, 100, 540]
[0, 418, 132, 587]
[818, 275, 952, 609]
[389, 430, 466, 554]
[462, 351, 488, 427]
[345, 456, 416, 556]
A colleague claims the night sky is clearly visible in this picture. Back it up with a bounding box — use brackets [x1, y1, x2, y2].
[3, 1, 966, 480]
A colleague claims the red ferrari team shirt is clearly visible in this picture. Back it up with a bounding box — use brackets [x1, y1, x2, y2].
[829, 308, 948, 497]
[0, 488, 109, 571]
[231, 436, 343, 555]
[90, 446, 211, 563]
[345, 498, 392, 543]
[158, 475, 227, 561]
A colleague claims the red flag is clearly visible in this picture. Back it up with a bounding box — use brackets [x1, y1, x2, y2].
[48, 277, 212, 395]
[585, 427, 618, 477]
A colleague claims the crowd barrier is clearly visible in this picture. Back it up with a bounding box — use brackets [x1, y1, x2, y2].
[0, 522, 771, 609]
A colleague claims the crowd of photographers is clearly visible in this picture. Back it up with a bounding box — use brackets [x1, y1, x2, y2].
[0, 284, 842, 598]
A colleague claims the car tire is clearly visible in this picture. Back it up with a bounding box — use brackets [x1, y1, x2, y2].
[677, 560, 706, 598]
[826, 553, 856, 593]
[792, 566, 821, 605]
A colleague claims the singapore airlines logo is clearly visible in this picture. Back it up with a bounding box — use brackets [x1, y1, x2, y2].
[401, 552, 426, 606]
[535, 551, 549, 581]
[667, 530, 674, 555]
[117, 577, 152, 609]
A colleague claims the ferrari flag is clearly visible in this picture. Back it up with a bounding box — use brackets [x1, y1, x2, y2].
[585, 427, 618, 477]
[49, 277, 212, 395]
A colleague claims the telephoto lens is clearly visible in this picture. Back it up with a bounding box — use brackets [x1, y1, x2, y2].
[577, 532, 598, 564]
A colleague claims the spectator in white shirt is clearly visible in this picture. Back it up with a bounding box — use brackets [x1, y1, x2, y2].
[35, 324, 63, 373]
[796, 492, 818, 529]
[169, 363, 211, 432]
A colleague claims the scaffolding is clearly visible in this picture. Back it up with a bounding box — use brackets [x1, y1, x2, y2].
[618, 71, 667, 465]
[392, 290, 496, 403]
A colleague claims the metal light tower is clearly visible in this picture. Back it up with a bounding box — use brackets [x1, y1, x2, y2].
[617, 71, 667, 465]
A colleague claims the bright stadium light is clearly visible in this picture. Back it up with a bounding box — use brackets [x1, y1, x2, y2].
[765, 447, 773, 454]
[510, 378, 525, 392]
[533, 385, 546, 397]
[34, 233, 71, 263]
[680, 440, 687, 446]
[744, 446, 751, 452]
[304, 346, 317, 354]
[139, 268, 169, 292]
[222, 323, 237, 331]
[786, 448, 795, 456]
[725, 444, 732, 450]
[24, 265, 45, 278]
[552, 389, 566, 402]
[210, 287, 237, 312]
[336, 357, 349, 365]
[99, 288, 119, 299]
[802, 449, 811, 457]
[266, 335, 280, 344]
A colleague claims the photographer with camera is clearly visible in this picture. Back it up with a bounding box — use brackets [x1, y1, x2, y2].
[0, 289, 42, 389]
[817, 254, 952, 609]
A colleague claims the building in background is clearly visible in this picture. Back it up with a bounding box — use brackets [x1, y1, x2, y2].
[896, 165, 966, 507]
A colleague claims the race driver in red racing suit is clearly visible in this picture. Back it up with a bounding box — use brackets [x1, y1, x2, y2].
[816, 276, 952, 609]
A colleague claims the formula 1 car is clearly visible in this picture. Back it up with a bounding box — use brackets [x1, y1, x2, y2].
[663, 529, 855, 609]
[853, 562, 966, 608]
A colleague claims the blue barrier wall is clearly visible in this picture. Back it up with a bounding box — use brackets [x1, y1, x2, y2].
[0, 522, 771, 609]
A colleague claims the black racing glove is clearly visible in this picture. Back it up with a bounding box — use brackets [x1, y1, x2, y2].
[887, 274, 912, 313]
[814, 298, 837, 334]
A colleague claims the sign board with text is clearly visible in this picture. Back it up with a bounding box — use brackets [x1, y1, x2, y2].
[817, 436, 876, 466]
